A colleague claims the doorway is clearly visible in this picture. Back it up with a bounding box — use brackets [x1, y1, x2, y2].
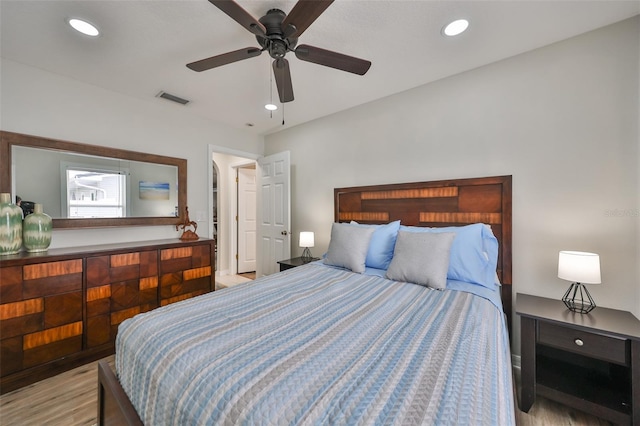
[209, 146, 291, 280]
[210, 146, 259, 279]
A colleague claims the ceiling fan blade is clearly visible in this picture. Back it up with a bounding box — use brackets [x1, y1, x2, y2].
[295, 44, 371, 75]
[187, 47, 262, 72]
[281, 0, 334, 38]
[272, 59, 294, 103]
[208, 0, 266, 36]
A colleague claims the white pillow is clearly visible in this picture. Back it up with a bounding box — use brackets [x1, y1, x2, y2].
[324, 223, 375, 273]
[385, 231, 455, 289]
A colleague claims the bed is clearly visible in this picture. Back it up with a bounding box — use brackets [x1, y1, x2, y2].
[97, 175, 514, 425]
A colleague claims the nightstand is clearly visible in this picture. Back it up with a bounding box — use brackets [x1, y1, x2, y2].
[277, 256, 320, 272]
[516, 293, 640, 425]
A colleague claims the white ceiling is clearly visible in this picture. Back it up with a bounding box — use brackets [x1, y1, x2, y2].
[2, 1, 638, 136]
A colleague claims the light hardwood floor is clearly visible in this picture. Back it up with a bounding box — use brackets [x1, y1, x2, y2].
[215, 273, 254, 290]
[0, 356, 114, 426]
[0, 357, 613, 426]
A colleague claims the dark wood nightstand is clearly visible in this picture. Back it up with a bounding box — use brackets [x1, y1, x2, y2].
[516, 293, 640, 425]
[277, 256, 320, 272]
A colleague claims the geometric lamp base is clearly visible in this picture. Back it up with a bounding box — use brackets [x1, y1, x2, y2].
[562, 282, 596, 314]
[301, 247, 313, 262]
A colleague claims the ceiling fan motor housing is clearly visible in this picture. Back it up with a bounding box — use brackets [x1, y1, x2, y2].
[257, 9, 298, 59]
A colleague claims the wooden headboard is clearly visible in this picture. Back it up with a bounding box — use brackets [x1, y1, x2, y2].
[334, 175, 513, 334]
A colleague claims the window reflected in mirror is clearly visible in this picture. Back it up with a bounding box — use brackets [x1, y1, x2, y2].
[66, 167, 127, 218]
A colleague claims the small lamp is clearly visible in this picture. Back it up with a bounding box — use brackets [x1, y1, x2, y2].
[558, 251, 601, 314]
[299, 231, 314, 261]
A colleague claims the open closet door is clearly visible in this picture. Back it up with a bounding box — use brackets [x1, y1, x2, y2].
[257, 151, 291, 277]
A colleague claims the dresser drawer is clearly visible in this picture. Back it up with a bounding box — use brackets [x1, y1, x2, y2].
[538, 321, 628, 365]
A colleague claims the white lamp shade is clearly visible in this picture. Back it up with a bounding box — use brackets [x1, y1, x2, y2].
[299, 231, 314, 248]
[558, 251, 601, 284]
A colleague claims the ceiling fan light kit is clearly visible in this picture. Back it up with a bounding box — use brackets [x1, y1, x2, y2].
[187, 0, 371, 104]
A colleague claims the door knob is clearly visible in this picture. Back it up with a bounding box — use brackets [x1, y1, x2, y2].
[281, 230, 289, 236]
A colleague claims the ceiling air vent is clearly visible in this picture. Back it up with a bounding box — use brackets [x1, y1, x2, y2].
[156, 91, 190, 105]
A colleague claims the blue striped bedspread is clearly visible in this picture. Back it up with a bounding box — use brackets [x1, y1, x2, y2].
[116, 263, 515, 425]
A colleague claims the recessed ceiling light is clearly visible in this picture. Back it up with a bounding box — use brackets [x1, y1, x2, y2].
[265, 103, 278, 111]
[68, 18, 100, 37]
[443, 19, 469, 37]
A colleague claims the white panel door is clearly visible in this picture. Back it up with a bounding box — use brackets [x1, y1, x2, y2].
[257, 151, 290, 277]
[237, 167, 256, 273]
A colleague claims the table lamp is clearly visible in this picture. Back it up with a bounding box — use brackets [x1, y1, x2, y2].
[558, 250, 601, 314]
[299, 231, 314, 261]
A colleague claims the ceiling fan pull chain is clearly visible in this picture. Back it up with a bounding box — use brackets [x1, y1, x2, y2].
[269, 61, 274, 119]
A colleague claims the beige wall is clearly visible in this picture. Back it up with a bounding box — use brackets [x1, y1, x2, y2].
[637, 23, 640, 335]
[265, 17, 640, 353]
[1, 59, 264, 248]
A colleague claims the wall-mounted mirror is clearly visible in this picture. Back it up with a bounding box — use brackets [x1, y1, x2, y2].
[0, 131, 187, 229]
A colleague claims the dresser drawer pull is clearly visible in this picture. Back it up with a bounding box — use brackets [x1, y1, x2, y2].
[574, 338, 584, 346]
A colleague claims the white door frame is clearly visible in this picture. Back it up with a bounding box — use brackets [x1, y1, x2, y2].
[208, 145, 260, 277]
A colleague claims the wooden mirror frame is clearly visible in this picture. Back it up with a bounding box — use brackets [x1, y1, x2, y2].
[0, 131, 187, 229]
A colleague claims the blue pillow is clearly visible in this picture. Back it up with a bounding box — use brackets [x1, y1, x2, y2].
[351, 220, 400, 270]
[399, 223, 498, 288]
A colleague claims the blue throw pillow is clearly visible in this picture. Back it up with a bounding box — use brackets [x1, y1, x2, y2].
[351, 220, 400, 270]
[399, 223, 498, 288]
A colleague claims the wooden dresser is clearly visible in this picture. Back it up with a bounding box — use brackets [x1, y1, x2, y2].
[0, 238, 215, 394]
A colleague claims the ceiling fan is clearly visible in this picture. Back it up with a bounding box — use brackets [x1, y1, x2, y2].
[187, 0, 372, 103]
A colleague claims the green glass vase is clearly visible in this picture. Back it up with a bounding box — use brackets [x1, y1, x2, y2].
[0, 193, 23, 255]
[23, 203, 52, 252]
